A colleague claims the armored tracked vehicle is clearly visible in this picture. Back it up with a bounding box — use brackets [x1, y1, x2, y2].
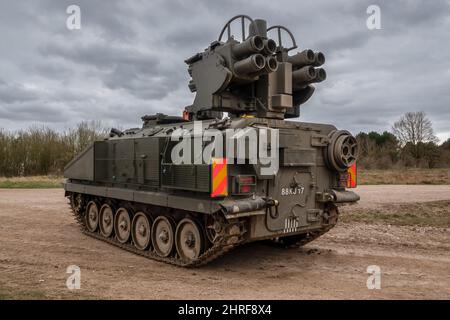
[64, 15, 359, 266]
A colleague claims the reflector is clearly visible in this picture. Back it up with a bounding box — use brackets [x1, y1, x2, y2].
[347, 163, 357, 188]
[211, 158, 228, 197]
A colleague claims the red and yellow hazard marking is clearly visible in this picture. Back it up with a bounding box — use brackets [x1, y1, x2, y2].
[347, 162, 357, 188]
[182, 110, 190, 120]
[211, 158, 228, 197]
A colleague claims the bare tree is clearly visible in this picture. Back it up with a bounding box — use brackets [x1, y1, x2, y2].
[392, 111, 438, 146]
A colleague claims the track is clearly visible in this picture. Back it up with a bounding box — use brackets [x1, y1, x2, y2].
[69, 195, 244, 268]
[68, 193, 333, 266]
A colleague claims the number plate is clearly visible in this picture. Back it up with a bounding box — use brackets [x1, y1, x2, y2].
[280, 186, 305, 196]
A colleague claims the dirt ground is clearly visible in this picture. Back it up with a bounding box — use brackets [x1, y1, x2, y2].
[0, 186, 449, 300]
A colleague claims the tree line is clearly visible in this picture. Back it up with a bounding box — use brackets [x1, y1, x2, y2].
[0, 111, 448, 177]
[0, 121, 106, 177]
[357, 112, 450, 169]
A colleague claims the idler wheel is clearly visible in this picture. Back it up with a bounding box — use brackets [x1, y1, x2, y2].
[71, 193, 83, 214]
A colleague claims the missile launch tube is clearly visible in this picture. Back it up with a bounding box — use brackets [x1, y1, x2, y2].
[232, 36, 264, 59]
[233, 54, 266, 75]
[287, 49, 315, 68]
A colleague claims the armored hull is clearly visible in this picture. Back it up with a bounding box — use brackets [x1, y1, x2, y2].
[64, 15, 359, 266]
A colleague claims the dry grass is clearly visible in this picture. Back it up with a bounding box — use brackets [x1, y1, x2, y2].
[359, 168, 450, 185]
[341, 200, 450, 227]
[0, 176, 63, 188]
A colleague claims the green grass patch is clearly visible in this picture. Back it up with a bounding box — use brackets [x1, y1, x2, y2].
[359, 168, 450, 185]
[0, 176, 63, 188]
[0, 180, 61, 188]
[341, 200, 450, 227]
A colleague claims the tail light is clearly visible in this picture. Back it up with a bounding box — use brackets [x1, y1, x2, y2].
[346, 163, 357, 188]
[233, 175, 256, 195]
[237, 175, 255, 185]
[239, 185, 252, 194]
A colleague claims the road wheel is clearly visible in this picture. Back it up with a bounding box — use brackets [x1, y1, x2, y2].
[131, 212, 152, 250]
[151, 216, 174, 257]
[99, 204, 114, 238]
[175, 218, 204, 262]
[85, 201, 99, 232]
[115, 208, 131, 244]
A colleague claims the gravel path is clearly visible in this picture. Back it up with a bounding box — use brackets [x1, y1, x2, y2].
[0, 187, 449, 299]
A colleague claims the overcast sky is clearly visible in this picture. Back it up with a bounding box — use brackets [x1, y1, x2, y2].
[0, 0, 449, 142]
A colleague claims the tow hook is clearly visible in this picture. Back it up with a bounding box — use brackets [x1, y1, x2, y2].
[264, 198, 279, 207]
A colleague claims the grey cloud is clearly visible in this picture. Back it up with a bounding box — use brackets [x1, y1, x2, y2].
[0, 80, 40, 104]
[102, 64, 175, 100]
[380, 0, 450, 29]
[0, 0, 449, 142]
[40, 39, 184, 100]
[0, 102, 66, 123]
[40, 41, 157, 71]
